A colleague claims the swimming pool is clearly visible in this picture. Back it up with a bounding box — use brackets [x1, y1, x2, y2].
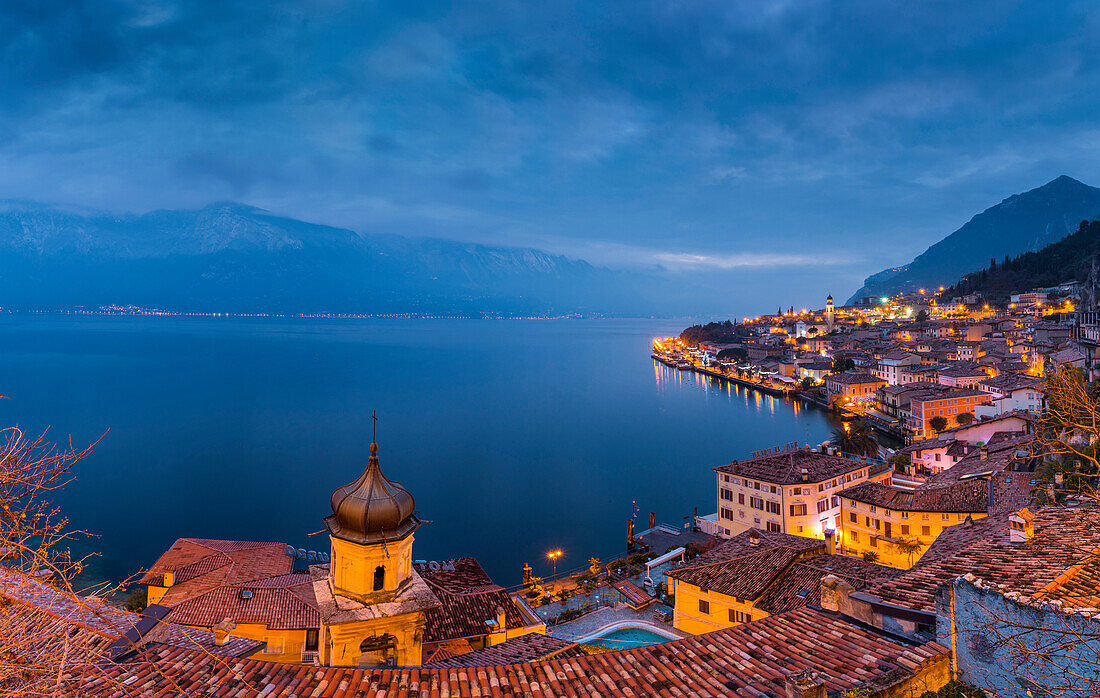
[580, 623, 681, 650]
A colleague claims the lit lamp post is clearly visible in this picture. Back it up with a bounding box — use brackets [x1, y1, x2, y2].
[547, 549, 563, 579]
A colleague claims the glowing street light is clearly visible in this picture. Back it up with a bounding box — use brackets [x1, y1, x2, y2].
[547, 549, 563, 578]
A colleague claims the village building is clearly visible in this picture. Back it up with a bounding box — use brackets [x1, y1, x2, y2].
[905, 389, 992, 439]
[837, 480, 993, 569]
[714, 446, 893, 539]
[824, 371, 886, 406]
[666, 528, 893, 634]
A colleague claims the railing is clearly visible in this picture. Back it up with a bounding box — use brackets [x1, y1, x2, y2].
[301, 650, 319, 665]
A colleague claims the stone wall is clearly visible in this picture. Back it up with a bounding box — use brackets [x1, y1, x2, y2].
[936, 574, 1100, 697]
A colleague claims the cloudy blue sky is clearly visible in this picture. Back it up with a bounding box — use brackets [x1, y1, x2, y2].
[3, 0, 1100, 303]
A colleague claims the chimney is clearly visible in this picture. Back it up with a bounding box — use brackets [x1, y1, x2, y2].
[749, 530, 761, 547]
[860, 455, 867, 465]
[980, 444, 989, 461]
[213, 617, 236, 647]
[495, 605, 507, 630]
[824, 528, 836, 556]
[1009, 508, 1035, 544]
[784, 670, 826, 698]
[800, 468, 810, 482]
[162, 570, 174, 587]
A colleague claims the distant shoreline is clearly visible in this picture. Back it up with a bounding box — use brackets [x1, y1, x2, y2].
[0, 308, 707, 321]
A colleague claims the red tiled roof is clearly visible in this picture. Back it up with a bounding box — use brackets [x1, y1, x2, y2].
[715, 448, 878, 485]
[753, 555, 896, 615]
[413, 558, 536, 642]
[865, 507, 1100, 612]
[164, 574, 320, 630]
[424, 632, 585, 668]
[91, 606, 949, 696]
[141, 538, 293, 589]
[838, 480, 990, 513]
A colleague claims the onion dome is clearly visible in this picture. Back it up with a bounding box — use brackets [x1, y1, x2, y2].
[324, 441, 421, 544]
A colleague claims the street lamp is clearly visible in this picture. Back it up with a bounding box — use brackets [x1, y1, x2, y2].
[547, 549, 563, 578]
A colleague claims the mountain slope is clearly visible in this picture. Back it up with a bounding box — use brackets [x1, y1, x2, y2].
[941, 219, 1100, 303]
[0, 201, 664, 315]
[848, 176, 1100, 303]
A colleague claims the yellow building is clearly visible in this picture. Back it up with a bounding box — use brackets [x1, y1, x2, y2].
[837, 480, 990, 569]
[667, 529, 891, 635]
[714, 447, 894, 540]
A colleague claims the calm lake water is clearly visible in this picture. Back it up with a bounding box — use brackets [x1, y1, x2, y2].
[0, 315, 837, 587]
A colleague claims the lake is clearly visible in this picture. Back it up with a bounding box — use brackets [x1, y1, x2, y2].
[0, 315, 838, 587]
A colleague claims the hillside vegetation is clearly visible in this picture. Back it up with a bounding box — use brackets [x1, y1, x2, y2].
[941, 219, 1100, 303]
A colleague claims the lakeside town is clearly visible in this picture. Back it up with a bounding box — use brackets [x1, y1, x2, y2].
[6, 273, 1100, 697]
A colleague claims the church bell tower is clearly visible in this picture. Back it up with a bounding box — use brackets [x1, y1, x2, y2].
[825, 294, 835, 332]
[314, 439, 439, 667]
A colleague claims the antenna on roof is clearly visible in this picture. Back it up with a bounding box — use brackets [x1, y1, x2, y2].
[372, 409, 378, 444]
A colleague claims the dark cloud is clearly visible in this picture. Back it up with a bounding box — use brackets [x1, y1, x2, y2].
[1, 0, 1099, 309]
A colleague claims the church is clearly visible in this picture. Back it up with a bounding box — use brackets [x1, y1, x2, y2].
[140, 438, 547, 666]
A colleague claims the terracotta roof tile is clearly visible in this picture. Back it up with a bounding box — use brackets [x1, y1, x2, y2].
[715, 448, 882, 485]
[90, 606, 949, 696]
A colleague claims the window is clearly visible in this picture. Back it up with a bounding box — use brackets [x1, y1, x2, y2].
[870, 537, 878, 548]
[721, 489, 733, 501]
[373, 565, 386, 591]
[750, 496, 764, 510]
[305, 629, 319, 652]
[770, 485, 777, 494]
[872, 518, 881, 530]
[830, 496, 839, 508]
[942, 513, 950, 521]
[766, 501, 780, 515]
[721, 507, 734, 520]
[766, 521, 782, 532]
[731, 610, 753, 623]
[738, 492, 745, 505]
[263, 637, 286, 654]
[790, 503, 807, 516]
[698, 599, 710, 614]
[901, 512, 909, 519]
[792, 487, 801, 495]
[817, 483, 824, 492]
[817, 499, 829, 514]
[850, 531, 858, 542]
[869, 505, 877, 513]
[754, 481, 761, 490]
[723, 475, 730, 483]
[849, 512, 857, 523]
[922, 525, 931, 536]
[901, 525, 910, 535]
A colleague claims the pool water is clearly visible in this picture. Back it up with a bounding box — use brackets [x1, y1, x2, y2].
[584, 627, 676, 650]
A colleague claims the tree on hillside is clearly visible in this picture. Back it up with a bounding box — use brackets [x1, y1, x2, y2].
[831, 420, 878, 457]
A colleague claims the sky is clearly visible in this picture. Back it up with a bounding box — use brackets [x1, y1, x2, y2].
[3, 0, 1100, 305]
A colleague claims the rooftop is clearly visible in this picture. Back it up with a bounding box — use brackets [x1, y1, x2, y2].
[838, 480, 990, 513]
[715, 448, 881, 486]
[92, 605, 949, 696]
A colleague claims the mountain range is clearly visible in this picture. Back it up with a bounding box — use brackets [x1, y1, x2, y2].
[847, 176, 1100, 303]
[0, 201, 683, 316]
